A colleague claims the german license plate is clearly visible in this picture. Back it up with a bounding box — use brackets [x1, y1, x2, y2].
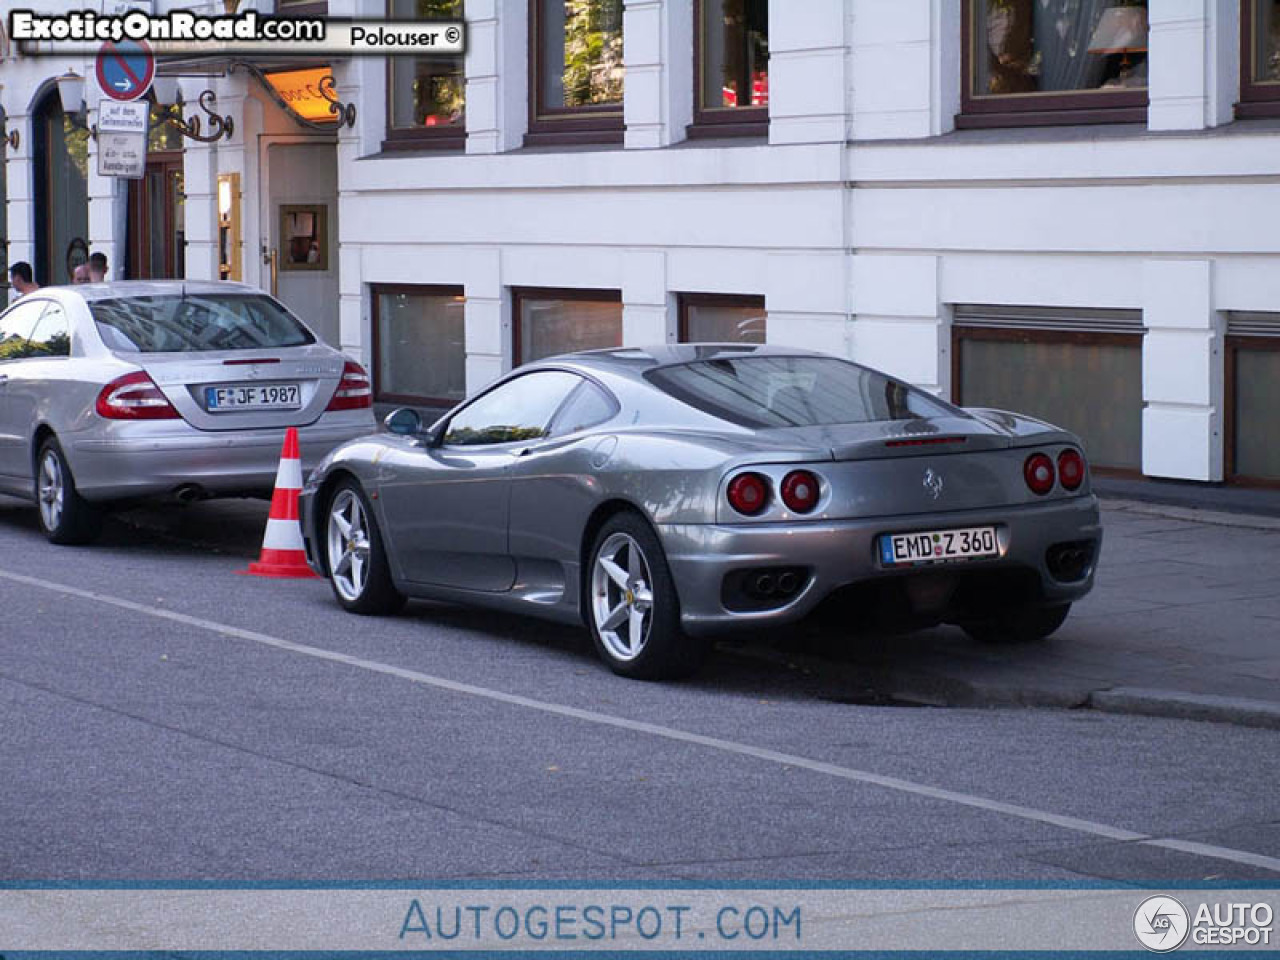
[880, 526, 998, 566]
[206, 383, 301, 411]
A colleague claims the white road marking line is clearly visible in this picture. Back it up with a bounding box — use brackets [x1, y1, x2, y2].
[4, 566, 1279, 875]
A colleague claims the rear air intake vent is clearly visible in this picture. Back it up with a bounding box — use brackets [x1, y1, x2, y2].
[885, 436, 967, 448]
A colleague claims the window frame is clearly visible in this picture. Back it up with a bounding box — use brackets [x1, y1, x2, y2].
[512, 286, 624, 366]
[1241, 0, 1280, 118]
[273, 0, 328, 17]
[371, 283, 467, 408]
[546, 377, 621, 437]
[440, 368, 585, 448]
[526, 0, 626, 147]
[1225, 333, 1280, 487]
[950, 322, 1146, 478]
[382, 0, 467, 152]
[688, 0, 768, 139]
[957, 0, 1149, 129]
[677, 292, 767, 343]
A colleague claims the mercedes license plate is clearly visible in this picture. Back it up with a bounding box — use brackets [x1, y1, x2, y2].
[880, 526, 998, 566]
[206, 383, 301, 411]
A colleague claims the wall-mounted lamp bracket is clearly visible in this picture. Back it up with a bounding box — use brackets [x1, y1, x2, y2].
[317, 74, 357, 128]
[167, 89, 234, 143]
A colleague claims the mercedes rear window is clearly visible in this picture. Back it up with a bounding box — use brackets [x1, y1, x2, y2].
[646, 356, 957, 429]
[91, 294, 315, 353]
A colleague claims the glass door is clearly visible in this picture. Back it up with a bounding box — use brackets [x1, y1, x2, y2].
[128, 152, 185, 279]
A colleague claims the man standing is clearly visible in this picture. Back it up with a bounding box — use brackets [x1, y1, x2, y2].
[8, 262, 39, 300]
[73, 263, 92, 284]
[88, 252, 109, 283]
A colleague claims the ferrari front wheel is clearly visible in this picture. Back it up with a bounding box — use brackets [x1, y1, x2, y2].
[325, 480, 406, 616]
[587, 513, 705, 680]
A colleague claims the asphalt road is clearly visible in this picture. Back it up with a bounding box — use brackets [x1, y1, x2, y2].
[1, 494, 1278, 884]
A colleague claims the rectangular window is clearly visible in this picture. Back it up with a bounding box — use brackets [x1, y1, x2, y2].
[527, 0, 625, 146]
[679, 293, 766, 343]
[1226, 315, 1280, 485]
[960, 0, 1148, 128]
[275, 0, 327, 15]
[1241, 0, 1280, 117]
[373, 285, 467, 407]
[953, 306, 1144, 472]
[514, 288, 622, 365]
[385, 0, 466, 150]
[691, 0, 768, 137]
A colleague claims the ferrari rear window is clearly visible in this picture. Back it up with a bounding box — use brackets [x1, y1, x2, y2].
[91, 294, 315, 353]
[646, 356, 956, 429]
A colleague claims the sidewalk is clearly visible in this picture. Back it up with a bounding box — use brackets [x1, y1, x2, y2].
[1092, 474, 1280, 520]
[741, 498, 1280, 729]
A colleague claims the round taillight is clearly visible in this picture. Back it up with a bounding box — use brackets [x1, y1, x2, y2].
[780, 470, 820, 514]
[1058, 449, 1085, 491]
[1024, 453, 1055, 496]
[727, 472, 770, 516]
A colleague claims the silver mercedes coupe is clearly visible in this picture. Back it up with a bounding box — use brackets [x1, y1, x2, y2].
[300, 345, 1101, 680]
[0, 281, 376, 544]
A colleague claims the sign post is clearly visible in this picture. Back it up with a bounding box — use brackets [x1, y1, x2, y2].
[96, 99, 149, 179]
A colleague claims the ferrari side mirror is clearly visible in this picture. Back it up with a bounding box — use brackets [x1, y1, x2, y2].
[384, 407, 422, 436]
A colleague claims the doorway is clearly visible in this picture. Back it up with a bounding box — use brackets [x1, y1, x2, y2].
[265, 141, 339, 346]
[127, 152, 185, 279]
[32, 90, 89, 286]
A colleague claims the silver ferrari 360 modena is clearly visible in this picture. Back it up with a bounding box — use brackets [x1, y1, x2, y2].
[300, 345, 1101, 680]
[0, 281, 376, 544]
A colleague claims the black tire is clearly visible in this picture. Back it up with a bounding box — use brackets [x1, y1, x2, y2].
[962, 602, 1071, 645]
[34, 438, 103, 545]
[323, 479, 406, 616]
[586, 512, 706, 680]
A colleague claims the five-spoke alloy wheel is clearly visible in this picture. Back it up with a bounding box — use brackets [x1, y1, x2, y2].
[591, 531, 656, 663]
[324, 479, 405, 615]
[587, 512, 704, 680]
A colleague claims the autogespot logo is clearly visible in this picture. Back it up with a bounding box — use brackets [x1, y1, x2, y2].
[1134, 896, 1190, 952]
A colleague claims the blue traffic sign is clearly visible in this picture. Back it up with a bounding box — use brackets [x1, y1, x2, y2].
[95, 39, 155, 102]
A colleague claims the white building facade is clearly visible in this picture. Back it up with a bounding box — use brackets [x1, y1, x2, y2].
[3, 0, 1280, 485]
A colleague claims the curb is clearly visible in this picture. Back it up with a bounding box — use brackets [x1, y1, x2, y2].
[1089, 688, 1280, 731]
[1099, 497, 1280, 532]
[724, 644, 1280, 730]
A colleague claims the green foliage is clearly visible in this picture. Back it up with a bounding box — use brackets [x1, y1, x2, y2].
[444, 425, 546, 446]
[562, 0, 624, 107]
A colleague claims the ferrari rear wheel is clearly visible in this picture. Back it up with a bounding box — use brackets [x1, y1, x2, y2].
[325, 480, 406, 616]
[588, 513, 705, 680]
[35, 438, 103, 545]
[962, 602, 1071, 644]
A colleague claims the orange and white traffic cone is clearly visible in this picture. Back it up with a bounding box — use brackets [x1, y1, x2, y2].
[239, 427, 318, 579]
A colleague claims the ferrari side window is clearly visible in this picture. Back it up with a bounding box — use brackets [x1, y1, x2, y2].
[548, 381, 617, 437]
[444, 370, 582, 446]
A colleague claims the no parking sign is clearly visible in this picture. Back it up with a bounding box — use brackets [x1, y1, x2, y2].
[94, 39, 155, 102]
